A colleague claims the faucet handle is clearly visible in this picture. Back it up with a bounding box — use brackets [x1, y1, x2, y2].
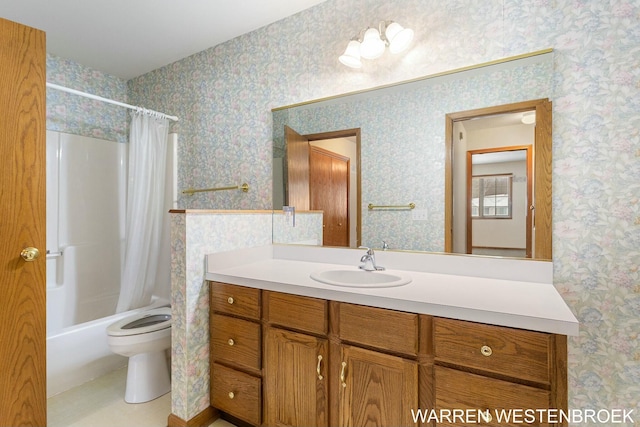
[358, 246, 374, 255]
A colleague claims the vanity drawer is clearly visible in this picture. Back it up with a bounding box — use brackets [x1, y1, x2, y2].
[434, 317, 551, 384]
[211, 362, 261, 426]
[211, 314, 261, 371]
[211, 282, 261, 320]
[338, 303, 418, 357]
[435, 366, 550, 426]
[264, 291, 327, 335]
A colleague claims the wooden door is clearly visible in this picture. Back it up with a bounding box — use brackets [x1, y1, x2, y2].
[338, 345, 418, 427]
[264, 327, 328, 427]
[445, 99, 552, 259]
[309, 146, 349, 247]
[285, 125, 311, 210]
[465, 146, 532, 257]
[0, 17, 47, 426]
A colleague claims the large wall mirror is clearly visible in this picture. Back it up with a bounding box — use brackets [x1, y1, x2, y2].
[273, 49, 553, 260]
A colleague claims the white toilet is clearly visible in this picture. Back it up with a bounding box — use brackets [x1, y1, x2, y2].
[107, 306, 172, 403]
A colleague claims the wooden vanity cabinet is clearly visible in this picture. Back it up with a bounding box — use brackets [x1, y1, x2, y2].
[209, 282, 567, 427]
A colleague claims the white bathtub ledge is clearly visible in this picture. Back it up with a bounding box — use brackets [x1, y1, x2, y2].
[206, 244, 578, 336]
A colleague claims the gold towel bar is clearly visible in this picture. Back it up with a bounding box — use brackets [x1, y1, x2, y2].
[182, 183, 249, 196]
[368, 203, 416, 210]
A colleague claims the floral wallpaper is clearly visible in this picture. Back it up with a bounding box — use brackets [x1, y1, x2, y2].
[46, 0, 639, 422]
[128, 0, 640, 421]
[46, 54, 128, 143]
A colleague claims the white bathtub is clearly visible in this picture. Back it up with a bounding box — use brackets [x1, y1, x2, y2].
[46, 297, 169, 398]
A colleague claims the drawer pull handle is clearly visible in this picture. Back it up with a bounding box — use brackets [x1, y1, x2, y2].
[316, 355, 323, 380]
[481, 345, 493, 356]
[227, 297, 234, 304]
[340, 361, 347, 388]
[228, 391, 235, 399]
[228, 338, 235, 346]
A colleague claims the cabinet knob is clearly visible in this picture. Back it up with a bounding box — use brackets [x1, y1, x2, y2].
[227, 296, 234, 304]
[228, 391, 235, 399]
[228, 338, 235, 346]
[480, 410, 492, 423]
[480, 345, 493, 357]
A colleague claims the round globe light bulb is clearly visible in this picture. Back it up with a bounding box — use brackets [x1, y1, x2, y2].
[339, 40, 362, 68]
[385, 22, 414, 54]
[360, 28, 385, 59]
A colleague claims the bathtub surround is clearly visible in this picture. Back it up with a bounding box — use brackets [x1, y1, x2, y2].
[46, 132, 126, 330]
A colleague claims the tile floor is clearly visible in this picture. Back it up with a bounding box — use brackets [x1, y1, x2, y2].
[47, 366, 234, 427]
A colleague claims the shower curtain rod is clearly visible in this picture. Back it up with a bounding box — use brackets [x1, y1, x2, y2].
[46, 82, 179, 122]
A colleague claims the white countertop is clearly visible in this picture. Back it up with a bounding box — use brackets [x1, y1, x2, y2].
[205, 245, 579, 336]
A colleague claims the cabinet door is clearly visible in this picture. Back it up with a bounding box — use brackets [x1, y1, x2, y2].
[338, 345, 418, 427]
[264, 328, 328, 427]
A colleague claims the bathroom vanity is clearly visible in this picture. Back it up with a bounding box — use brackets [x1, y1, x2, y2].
[205, 245, 578, 427]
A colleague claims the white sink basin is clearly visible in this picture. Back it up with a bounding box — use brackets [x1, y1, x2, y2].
[310, 269, 412, 288]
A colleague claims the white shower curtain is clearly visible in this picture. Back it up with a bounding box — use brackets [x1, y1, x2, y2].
[116, 110, 169, 313]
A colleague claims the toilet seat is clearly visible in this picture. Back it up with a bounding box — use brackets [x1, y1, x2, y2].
[107, 307, 171, 337]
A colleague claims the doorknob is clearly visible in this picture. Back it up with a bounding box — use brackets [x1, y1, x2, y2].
[20, 247, 40, 262]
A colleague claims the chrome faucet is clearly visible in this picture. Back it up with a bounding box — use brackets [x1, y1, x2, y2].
[358, 246, 385, 271]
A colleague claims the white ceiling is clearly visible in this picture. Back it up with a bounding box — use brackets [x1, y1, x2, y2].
[2, 0, 327, 79]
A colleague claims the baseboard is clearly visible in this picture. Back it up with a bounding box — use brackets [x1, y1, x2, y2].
[167, 407, 219, 427]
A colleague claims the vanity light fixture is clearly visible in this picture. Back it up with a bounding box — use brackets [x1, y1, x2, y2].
[339, 21, 414, 68]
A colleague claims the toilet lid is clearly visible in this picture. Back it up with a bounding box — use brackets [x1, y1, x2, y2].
[107, 307, 172, 336]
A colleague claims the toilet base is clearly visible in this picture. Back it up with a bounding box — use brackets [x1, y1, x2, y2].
[124, 351, 171, 403]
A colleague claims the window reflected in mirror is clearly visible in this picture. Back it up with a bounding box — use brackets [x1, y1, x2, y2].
[471, 174, 513, 219]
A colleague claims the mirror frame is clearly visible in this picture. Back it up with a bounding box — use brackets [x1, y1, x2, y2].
[444, 98, 553, 260]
